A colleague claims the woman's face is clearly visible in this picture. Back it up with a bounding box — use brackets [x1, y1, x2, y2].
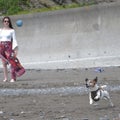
[3, 18, 10, 28]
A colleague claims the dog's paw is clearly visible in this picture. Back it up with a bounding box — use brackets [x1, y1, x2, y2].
[110, 103, 114, 107]
[95, 96, 99, 100]
[90, 100, 93, 105]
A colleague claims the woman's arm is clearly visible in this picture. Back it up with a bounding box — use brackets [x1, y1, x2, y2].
[11, 29, 18, 57]
[12, 29, 18, 50]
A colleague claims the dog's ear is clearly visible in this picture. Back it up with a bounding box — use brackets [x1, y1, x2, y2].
[94, 77, 98, 82]
[85, 78, 88, 82]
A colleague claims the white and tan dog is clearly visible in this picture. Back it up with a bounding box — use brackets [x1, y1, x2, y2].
[85, 77, 114, 107]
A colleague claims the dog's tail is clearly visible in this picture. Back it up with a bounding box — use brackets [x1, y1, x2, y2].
[100, 85, 107, 91]
[101, 85, 107, 88]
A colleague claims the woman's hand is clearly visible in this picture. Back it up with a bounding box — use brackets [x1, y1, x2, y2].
[13, 46, 18, 57]
[14, 50, 18, 57]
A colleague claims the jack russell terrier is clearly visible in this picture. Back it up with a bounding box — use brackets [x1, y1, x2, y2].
[85, 77, 114, 107]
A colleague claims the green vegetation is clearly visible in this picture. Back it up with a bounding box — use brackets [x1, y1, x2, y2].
[0, 0, 96, 15]
[0, 0, 29, 15]
[17, 3, 95, 15]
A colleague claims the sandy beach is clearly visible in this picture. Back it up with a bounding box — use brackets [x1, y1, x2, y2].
[0, 67, 120, 120]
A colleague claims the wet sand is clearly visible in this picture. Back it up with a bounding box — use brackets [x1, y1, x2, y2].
[0, 67, 120, 120]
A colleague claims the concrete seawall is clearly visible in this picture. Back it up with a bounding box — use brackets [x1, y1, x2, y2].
[0, 2, 120, 69]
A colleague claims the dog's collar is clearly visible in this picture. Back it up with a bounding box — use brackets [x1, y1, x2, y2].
[89, 84, 99, 91]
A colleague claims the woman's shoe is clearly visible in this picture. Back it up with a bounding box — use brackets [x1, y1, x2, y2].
[3, 79, 8, 82]
[10, 79, 16, 83]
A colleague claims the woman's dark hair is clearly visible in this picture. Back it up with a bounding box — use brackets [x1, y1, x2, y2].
[2, 16, 14, 29]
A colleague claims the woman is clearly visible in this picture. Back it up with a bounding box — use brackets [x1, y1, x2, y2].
[0, 16, 18, 82]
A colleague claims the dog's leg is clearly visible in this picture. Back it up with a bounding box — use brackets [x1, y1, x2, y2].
[107, 96, 114, 107]
[103, 91, 114, 107]
[109, 99, 114, 107]
[89, 93, 93, 104]
[95, 90, 101, 100]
